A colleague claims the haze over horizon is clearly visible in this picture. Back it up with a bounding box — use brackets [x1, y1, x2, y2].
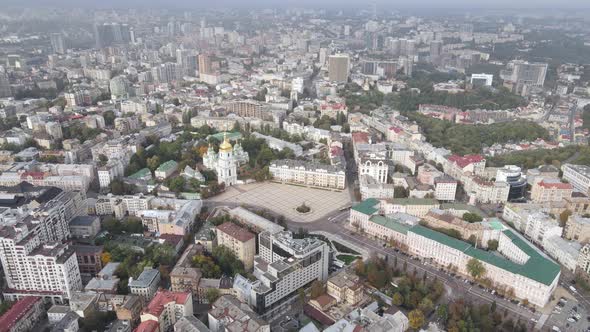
[2, 0, 590, 11]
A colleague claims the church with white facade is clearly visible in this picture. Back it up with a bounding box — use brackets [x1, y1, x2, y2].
[203, 134, 249, 186]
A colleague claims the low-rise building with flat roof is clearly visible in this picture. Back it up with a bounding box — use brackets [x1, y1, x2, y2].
[208, 295, 269, 332]
[69, 215, 101, 238]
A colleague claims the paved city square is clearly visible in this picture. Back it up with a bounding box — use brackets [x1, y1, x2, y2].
[210, 182, 352, 222]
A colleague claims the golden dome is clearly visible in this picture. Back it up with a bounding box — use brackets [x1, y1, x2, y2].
[219, 132, 233, 152]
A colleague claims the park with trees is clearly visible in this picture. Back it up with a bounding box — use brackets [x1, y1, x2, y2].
[403, 112, 550, 155]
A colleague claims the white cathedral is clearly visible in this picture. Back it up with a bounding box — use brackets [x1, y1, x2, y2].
[203, 133, 249, 186]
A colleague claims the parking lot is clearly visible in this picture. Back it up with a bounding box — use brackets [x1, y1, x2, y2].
[210, 182, 351, 222]
[547, 297, 589, 332]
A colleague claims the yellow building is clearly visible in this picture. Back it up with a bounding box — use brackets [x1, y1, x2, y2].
[216, 222, 256, 270]
[327, 270, 363, 306]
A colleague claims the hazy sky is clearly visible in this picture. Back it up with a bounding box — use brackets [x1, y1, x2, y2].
[3, 0, 590, 10]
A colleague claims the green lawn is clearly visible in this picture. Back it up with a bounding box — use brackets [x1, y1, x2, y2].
[337, 254, 360, 265]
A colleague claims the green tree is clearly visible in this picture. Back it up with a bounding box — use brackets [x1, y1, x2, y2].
[298, 288, 306, 305]
[125, 217, 144, 233]
[583, 105, 590, 130]
[342, 123, 351, 133]
[103, 110, 116, 126]
[418, 298, 434, 315]
[254, 88, 267, 101]
[487, 239, 499, 251]
[559, 209, 573, 227]
[310, 280, 325, 299]
[393, 292, 404, 306]
[408, 309, 425, 330]
[463, 212, 483, 223]
[109, 180, 136, 195]
[466, 258, 486, 279]
[192, 254, 222, 278]
[0, 302, 13, 316]
[437, 303, 448, 321]
[147, 156, 160, 171]
[103, 217, 123, 234]
[206, 288, 220, 304]
[354, 259, 366, 276]
[212, 246, 245, 276]
[394, 186, 407, 198]
[78, 310, 117, 332]
[168, 177, 186, 192]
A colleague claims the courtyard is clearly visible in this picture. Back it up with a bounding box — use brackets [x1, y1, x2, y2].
[210, 182, 352, 222]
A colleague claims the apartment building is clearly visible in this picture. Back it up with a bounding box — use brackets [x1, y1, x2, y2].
[73, 245, 104, 281]
[0, 221, 82, 303]
[326, 271, 363, 306]
[417, 164, 444, 186]
[30, 198, 71, 243]
[523, 212, 562, 246]
[565, 196, 590, 215]
[224, 100, 274, 121]
[564, 215, 590, 243]
[464, 177, 510, 204]
[531, 178, 573, 203]
[208, 295, 270, 332]
[444, 154, 486, 178]
[129, 268, 161, 301]
[170, 266, 202, 298]
[216, 222, 256, 270]
[359, 174, 395, 200]
[434, 175, 457, 201]
[269, 159, 345, 190]
[542, 235, 581, 272]
[0, 171, 90, 193]
[562, 164, 590, 195]
[98, 159, 126, 188]
[0, 296, 44, 332]
[577, 244, 590, 282]
[95, 194, 153, 217]
[138, 290, 193, 332]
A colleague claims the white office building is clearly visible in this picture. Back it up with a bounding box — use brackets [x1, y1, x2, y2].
[238, 231, 329, 319]
[562, 164, 590, 195]
[407, 225, 560, 307]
